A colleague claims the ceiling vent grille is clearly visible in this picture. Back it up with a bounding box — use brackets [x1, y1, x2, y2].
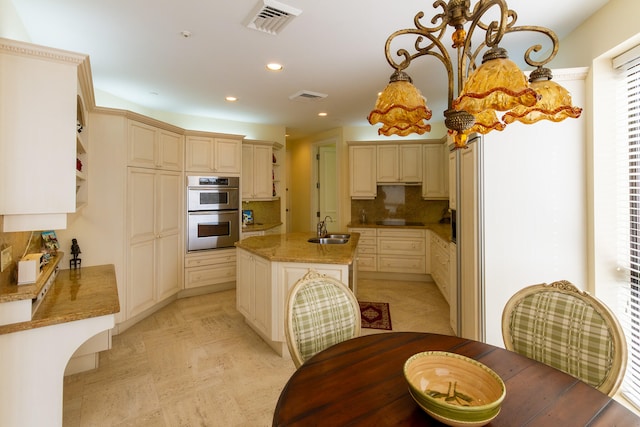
[289, 90, 328, 102]
[245, 0, 302, 35]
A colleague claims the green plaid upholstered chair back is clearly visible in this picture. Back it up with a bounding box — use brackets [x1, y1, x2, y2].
[285, 270, 361, 368]
[502, 280, 627, 396]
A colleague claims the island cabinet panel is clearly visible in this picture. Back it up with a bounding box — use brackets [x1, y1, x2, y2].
[236, 249, 271, 338]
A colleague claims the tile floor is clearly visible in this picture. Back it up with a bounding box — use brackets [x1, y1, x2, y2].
[63, 277, 453, 426]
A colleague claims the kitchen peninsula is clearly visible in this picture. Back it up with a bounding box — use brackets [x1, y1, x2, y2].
[235, 232, 359, 357]
[0, 255, 119, 427]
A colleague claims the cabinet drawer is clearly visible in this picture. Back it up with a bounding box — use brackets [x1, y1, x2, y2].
[378, 255, 425, 274]
[185, 249, 236, 268]
[378, 237, 425, 255]
[185, 264, 236, 289]
[350, 228, 376, 238]
[377, 228, 425, 239]
[357, 245, 376, 255]
[358, 236, 377, 246]
[357, 254, 377, 271]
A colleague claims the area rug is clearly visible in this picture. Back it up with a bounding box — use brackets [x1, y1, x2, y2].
[359, 301, 392, 330]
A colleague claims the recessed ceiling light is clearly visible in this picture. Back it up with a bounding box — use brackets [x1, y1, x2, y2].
[318, 112, 328, 117]
[180, 30, 192, 38]
[225, 96, 238, 102]
[266, 63, 283, 71]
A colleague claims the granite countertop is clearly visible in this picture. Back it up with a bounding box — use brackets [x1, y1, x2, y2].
[0, 264, 120, 335]
[241, 222, 282, 233]
[235, 232, 360, 265]
[347, 222, 452, 242]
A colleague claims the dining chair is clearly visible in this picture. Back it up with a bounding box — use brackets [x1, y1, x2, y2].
[501, 280, 627, 396]
[285, 269, 361, 368]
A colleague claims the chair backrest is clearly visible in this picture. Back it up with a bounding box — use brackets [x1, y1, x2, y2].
[285, 269, 361, 368]
[502, 280, 627, 396]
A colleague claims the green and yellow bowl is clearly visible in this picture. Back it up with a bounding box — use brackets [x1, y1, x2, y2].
[403, 351, 506, 427]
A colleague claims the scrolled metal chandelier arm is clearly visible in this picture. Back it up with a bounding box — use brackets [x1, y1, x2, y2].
[504, 25, 559, 68]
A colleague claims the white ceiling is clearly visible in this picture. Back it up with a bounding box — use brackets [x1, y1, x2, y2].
[11, 0, 608, 140]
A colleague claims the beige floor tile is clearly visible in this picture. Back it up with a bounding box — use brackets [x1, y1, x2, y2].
[63, 277, 451, 426]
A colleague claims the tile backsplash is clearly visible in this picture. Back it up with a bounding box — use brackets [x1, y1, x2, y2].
[351, 186, 449, 225]
[241, 199, 281, 224]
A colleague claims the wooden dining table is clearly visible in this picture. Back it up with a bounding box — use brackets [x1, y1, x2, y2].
[273, 332, 639, 426]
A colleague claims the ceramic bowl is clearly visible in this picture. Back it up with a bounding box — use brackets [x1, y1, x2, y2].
[403, 351, 506, 427]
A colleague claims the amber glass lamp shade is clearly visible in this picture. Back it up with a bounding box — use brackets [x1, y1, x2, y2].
[453, 47, 540, 114]
[368, 71, 432, 137]
[503, 68, 582, 124]
[469, 109, 506, 135]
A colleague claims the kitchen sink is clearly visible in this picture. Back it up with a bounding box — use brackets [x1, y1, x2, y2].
[307, 237, 349, 244]
[324, 233, 351, 239]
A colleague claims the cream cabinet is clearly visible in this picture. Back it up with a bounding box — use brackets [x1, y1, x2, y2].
[184, 248, 236, 291]
[0, 38, 90, 231]
[236, 249, 272, 337]
[430, 231, 450, 302]
[348, 228, 377, 271]
[422, 142, 449, 200]
[185, 133, 242, 174]
[128, 120, 183, 171]
[126, 167, 183, 318]
[349, 145, 377, 199]
[242, 141, 274, 200]
[377, 228, 426, 274]
[449, 149, 457, 210]
[449, 241, 457, 332]
[377, 144, 422, 183]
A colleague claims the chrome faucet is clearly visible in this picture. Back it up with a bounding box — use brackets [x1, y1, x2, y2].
[317, 215, 333, 237]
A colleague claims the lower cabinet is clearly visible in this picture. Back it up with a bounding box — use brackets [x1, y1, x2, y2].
[126, 167, 183, 318]
[377, 229, 426, 274]
[349, 228, 377, 271]
[236, 249, 271, 338]
[184, 248, 236, 291]
[236, 248, 349, 356]
[430, 231, 450, 303]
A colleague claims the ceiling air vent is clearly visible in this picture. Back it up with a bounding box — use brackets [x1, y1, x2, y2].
[289, 90, 328, 102]
[245, 0, 302, 35]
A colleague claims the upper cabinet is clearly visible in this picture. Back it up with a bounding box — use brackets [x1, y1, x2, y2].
[349, 145, 377, 199]
[0, 38, 92, 231]
[128, 120, 183, 171]
[185, 133, 242, 174]
[377, 144, 422, 183]
[422, 140, 449, 200]
[242, 140, 281, 200]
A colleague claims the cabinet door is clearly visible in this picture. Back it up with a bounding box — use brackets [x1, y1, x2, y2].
[422, 144, 447, 199]
[214, 138, 241, 173]
[349, 145, 377, 198]
[0, 45, 77, 223]
[186, 136, 214, 172]
[376, 145, 398, 182]
[253, 145, 273, 198]
[399, 145, 422, 182]
[128, 239, 156, 317]
[155, 171, 182, 300]
[252, 255, 271, 336]
[128, 121, 158, 168]
[241, 144, 254, 199]
[158, 130, 183, 171]
[236, 249, 253, 318]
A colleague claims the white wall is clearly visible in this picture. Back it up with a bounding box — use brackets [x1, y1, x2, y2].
[482, 70, 588, 346]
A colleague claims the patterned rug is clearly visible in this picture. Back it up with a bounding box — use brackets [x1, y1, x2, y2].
[359, 301, 392, 330]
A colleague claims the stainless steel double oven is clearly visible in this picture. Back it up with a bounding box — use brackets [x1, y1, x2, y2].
[187, 176, 240, 252]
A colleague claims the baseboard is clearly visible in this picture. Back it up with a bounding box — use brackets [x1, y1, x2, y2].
[358, 271, 431, 282]
[178, 281, 235, 298]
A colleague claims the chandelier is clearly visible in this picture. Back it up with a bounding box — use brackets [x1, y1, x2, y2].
[367, 0, 582, 148]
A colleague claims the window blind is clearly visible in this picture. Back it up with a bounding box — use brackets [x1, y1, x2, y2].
[615, 46, 640, 408]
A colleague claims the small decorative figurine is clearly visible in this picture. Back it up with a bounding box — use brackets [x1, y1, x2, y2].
[70, 238, 82, 269]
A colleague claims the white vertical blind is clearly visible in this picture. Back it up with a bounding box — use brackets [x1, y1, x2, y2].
[615, 47, 640, 408]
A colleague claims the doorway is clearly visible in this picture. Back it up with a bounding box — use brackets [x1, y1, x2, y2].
[311, 139, 338, 232]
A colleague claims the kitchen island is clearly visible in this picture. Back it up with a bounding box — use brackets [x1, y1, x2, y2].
[235, 232, 359, 357]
